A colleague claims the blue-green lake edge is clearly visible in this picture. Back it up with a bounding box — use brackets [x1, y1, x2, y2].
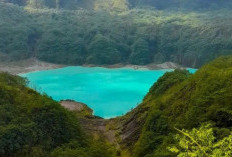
[20, 66, 197, 118]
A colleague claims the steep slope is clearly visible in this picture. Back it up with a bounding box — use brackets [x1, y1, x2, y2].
[1, 2, 232, 67]
[0, 56, 231, 157]
[115, 56, 232, 156]
[0, 73, 116, 157]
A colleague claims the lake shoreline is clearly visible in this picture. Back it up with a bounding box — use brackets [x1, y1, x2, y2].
[14, 60, 197, 118]
[0, 58, 183, 75]
[82, 62, 182, 70]
[0, 58, 65, 75]
[21, 65, 183, 118]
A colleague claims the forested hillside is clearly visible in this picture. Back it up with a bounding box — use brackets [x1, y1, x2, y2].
[1, 1, 232, 157]
[0, 55, 232, 156]
[2, 0, 232, 10]
[0, 0, 232, 67]
[0, 73, 116, 156]
[116, 56, 232, 156]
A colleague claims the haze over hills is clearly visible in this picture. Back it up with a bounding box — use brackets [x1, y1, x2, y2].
[0, 0, 232, 67]
[2, 0, 232, 10]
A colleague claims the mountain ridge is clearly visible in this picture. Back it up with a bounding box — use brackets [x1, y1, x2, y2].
[1, 1, 232, 68]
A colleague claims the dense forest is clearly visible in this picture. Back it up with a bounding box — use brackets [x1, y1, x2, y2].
[0, 55, 232, 156]
[0, 72, 116, 156]
[0, 0, 232, 67]
[116, 56, 232, 156]
[1, 1, 232, 156]
[2, 0, 232, 10]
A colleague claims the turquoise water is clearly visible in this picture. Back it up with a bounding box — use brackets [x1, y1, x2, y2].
[21, 67, 196, 118]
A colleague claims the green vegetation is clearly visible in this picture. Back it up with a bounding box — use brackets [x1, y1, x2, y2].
[2, 0, 232, 10]
[0, 72, 116, 156]
[1, 1, 232, 156]
[0, 1, 232, 67]
[168, 124, 232, 157]
[117, 56, 232, 157]
[0, 54, 232, 157]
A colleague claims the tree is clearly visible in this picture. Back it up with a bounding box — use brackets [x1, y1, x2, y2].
[129, 39, 151, 65]
[87, 34, 121, 64]
[168, 124, 232, 157]
[112, 0, 128, 12]
[27, 0, 45, 8]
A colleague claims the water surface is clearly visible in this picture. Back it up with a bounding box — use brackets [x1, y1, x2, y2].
[21, 66, 196, 118]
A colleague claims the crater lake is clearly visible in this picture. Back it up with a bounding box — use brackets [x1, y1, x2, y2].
[21, 66, 196, 118]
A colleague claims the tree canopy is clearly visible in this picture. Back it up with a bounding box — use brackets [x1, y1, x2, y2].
[0, 1, 232, 67]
